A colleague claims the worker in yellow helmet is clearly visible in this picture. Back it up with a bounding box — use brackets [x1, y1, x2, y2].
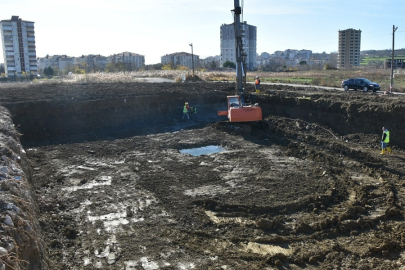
[182, 102, 190, 120]
[380, 127, 391, 154]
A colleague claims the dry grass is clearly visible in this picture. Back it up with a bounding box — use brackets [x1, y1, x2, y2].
[1, 69, 404, 92]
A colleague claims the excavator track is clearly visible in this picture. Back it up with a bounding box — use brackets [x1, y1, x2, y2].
[211, 120, 269, 135]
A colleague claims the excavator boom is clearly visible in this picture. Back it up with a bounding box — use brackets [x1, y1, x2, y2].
[217, 0, 262, 123]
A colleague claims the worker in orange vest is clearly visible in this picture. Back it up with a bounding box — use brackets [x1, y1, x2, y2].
[255, 76, 260, 94]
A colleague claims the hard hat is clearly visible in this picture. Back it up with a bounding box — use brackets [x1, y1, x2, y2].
[185, 102, 188, 105]
[256, 76, 259, 79]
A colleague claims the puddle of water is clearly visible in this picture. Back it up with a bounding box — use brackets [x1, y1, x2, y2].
[179, 145, 226, 156]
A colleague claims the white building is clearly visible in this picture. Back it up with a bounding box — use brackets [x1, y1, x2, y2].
[38, 55, 75, 73]
[75, 54, 110, 72]
[200, 55, 220, 69]
[37, 53, 142, 74]
[220, 22, 257, 70]
[161, 52, 199, 69]
[297, 50, 312, 61]
[109, 52, 145, 70]
[0, 16, 37, 77]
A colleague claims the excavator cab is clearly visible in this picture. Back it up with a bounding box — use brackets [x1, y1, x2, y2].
[217, 95, 262, 122]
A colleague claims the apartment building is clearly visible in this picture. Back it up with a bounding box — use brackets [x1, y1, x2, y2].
[109, 52, 145, 70]
[161, 52, 199, 69]
[200, 55, 220, 69]
[385, 58, 405, 69]
[220, 22, 257, 70]
[0, 16, 37, 77]
[37, 52, 143, 74]
[38, 55, 75, 72]
[338, 28, 361, 68]
[75, 54, 110, 72]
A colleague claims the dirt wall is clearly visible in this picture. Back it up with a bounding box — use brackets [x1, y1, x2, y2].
[2, 84, 226, 146]
[2, 83, 403, 149]
[0, 107, 48, 270]
[258, 88, 405, 148]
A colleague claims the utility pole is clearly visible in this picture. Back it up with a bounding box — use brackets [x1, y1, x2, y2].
[390, 25, 398, 92]
[189, 43, 194, 76]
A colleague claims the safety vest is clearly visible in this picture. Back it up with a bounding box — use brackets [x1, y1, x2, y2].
[382, 130, 390, 143]
[255, 79, 260, 85]
[183, 105, 189, 113]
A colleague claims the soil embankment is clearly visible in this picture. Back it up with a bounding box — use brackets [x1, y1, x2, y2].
[0, 82, 405, 269]
[0, 107, 48, 270]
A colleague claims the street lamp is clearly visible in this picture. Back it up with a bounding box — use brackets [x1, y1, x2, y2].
[189, 43, 194, 76]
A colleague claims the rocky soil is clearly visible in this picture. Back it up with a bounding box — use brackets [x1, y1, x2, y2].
[1, 82, 405, 269]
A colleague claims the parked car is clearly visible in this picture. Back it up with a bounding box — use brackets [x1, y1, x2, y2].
[341, 78, 380, 92]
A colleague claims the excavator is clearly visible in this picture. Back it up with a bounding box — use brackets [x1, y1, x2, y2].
[217, 0, 262, 123]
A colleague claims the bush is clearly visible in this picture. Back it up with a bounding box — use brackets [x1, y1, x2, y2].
[223, 61, 236, 69]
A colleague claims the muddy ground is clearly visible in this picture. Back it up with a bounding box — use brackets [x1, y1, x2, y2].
[2, 82, 405, 269]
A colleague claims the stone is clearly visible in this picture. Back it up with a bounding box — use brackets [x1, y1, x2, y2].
[0, 167, 8, 174]
[107, 253, 116, 264]
[0, 247, 7, 256]
[3, 215, 13, 227]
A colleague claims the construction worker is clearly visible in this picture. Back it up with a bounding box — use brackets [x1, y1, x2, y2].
[182, 102, 190, 120]
[381, 127, 391, 154]
[255, 76, 261, 94]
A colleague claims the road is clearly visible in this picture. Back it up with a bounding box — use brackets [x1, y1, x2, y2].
[248, 82, 405, 95]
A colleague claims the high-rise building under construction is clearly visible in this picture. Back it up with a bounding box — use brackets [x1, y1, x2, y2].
[0, 16, 37, 77]
[338, 28, 361, 68]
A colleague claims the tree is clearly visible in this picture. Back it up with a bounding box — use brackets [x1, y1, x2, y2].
[74, 66, 86, 74]
[162, 64, 173, 70]
[323, 64, 337, 70]
[44, 66, 54, 76]
[104, 62, 125, 73]
[143, 63, 163, 71]
[0, 64, 4, 74]
[223, 60, 236, 69]
[259, 60, 283, 72]
[104, 63, 116, 73]
[63, 64, 75, 75]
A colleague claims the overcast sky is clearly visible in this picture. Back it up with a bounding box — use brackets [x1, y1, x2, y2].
[1, 0, 404, 65]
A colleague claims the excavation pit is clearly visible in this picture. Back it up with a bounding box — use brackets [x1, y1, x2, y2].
[0, 82, 405, 269]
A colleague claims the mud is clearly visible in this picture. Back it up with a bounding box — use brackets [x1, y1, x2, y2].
[1, 82, 405, 269]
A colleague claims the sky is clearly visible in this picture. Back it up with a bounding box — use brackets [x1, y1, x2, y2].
[1, 0, 405, 65]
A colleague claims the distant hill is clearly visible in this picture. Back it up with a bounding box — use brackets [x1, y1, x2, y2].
[361, 48, 405, 57]
[360, 48, 405, 67]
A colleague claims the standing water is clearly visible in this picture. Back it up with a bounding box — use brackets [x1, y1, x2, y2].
[179, 145, 226, 156]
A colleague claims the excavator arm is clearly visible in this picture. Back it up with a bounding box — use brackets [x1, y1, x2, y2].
[217, 0, 262, 122]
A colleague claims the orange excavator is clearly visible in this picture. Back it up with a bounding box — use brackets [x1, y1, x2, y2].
[217, 0, 262, 123]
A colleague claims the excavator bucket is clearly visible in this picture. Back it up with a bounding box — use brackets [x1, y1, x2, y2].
[217, 95, 262, 122]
